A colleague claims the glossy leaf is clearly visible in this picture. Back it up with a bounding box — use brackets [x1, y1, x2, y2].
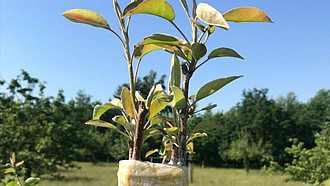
[15, 160, 24, 167]
[193, 121, 221, 132]
[143, 128, 162, 142]
[169, 86, 186, 110]
[148, 98, 168, 120]
[24, 178, 40, 186]
[62, 9, 110, 29]
[223, 7, 273, 23]
[121, 87, 136, 118]
[4, 168, 15, 174]
[85, 120, 129, 139]
[195, 76, 243, 102]
[5, 182, 17, 186]
[187, 142, 194, 153]
[92, 102, 119, 120]
[145, 149, 159, 158]
[208, 47, 244, 60]
[192, 42, 207, 60]
[147, 84, 163, 107]
[123, 0, 175, 21]
[135, 91, 145, 102]
[151, 115, 174, 126]
[164, 127, 179, 133]
[189, 132, 208, 141]
[112, 115, 126, 125]
[142, 34, 181, 46]
[169, 54, 181, 90]
[196, 3, 229, 30]
[200, 104, 217, 111]
[86, 119, 118, 130]
[208, 25, 216, 34]
[110, 98, 123, 108]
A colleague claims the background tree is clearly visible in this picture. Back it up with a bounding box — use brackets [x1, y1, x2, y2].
[284, 114, 330, 185]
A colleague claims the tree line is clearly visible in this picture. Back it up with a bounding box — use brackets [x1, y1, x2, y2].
[1, 70, 329, 181]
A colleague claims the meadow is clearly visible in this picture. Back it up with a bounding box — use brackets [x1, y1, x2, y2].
[39, 162, 330, 186]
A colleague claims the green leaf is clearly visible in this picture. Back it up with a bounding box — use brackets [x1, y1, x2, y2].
[142, 34, 180, 46]
[15, 160, 24, 167]
[123, 0, 175, 21]
[110, 98, 123, 108]
[223, 7, 273, 23]
[85, 120, 129, 139]
[169, 54, 181, 90]
[147, 84, 164, 107]
[188, 133, 208, 143]
[24, 178, 40, 186]
[4, 168, 15, 174]
[62, 9, 110, 29]
[86, 119, 118, 130]
[135, 91, 145, 102]
[164, 127, 179, 133]
[187, 142, 194, 154]
[112, 115, 126, 125]
[92, 102, 119, 120]
[193, 121, 221, 132]
[192, 42, 207, 61]
[196, 3, 229, 30]
[169, 86, 186, 110]
[6, 181, 17, 186]
[200, 104, 217, 111]
[145, 149, 159, 158]
[148, 98, 168, 120]
[195, 76, 243, 102]
[208, 47, 244, 60]
[208, 25, 216, 34]
[151, 116, 174, 126]
[5, 163, 11, 167]
[121, 87, 136, 118]
[143, 128, 162, 142]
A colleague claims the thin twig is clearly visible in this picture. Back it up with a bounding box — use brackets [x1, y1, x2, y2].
[169, 21, 191, 46]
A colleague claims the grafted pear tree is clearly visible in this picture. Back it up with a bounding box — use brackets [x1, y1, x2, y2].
[62, 0, 272, 168]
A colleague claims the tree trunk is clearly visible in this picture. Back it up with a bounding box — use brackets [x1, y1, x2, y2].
[179, 63, 191, 165]
[132, 102, 148, 160]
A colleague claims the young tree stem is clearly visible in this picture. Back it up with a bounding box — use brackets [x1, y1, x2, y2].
[132, 102, 148, 160]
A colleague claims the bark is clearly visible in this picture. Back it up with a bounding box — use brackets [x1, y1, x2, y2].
[132, 102, 148, 160]
[179, 63, 192, 165]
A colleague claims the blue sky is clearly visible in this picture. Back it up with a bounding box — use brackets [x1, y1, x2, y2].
[1, 0, 330, 112]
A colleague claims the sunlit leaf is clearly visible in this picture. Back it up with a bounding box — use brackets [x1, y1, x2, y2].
[135, 91, 145, 102]
[193, 121, 221, 132]
[5, 163, 11, 167]
[192, 42, 207, 60]
[195, 76, 243, 102]
[151, 116, 174, 126]
[62, 9, 110, 29]
[142, 34, 180, 46]
[143, 128, 163, 142]
[169, 54, 181, 90]
[5, 181, 17, 186]
[86, 119, 118, 130]
[208, 25, 216, 34]
[85, 120, 129, 139]
[112, 115, 126, 125]
[4, 168, 15, 174]
[15, 161, 24, 167]
[223, 7, 273, 23]
[169, 86, 186, 110]
[24, 178, 40, 186]
[188, 133, 208, 143]
[121, 87, 136, 118]
[123, 0, 175, 21]
[196, 3, 229, 30]
[92, 102, 119, 120]
[148, 99, 168, 120]
[164, 127, 179, 133]
[208, 47, 244, 60]
[187, 142, 194, 154]
[200, 104, 217, 111]
[145, 149, 159, 158]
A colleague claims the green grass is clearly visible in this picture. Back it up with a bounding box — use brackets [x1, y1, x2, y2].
[39, 162, 330, 186]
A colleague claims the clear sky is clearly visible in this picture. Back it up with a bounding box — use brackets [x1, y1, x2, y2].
[1, 0, 330, 112]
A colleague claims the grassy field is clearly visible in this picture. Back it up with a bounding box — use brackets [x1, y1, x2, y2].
[39, 162, 330, 186]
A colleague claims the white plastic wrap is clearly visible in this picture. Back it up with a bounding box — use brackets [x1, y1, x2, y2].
[117, 160, 188, 186]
